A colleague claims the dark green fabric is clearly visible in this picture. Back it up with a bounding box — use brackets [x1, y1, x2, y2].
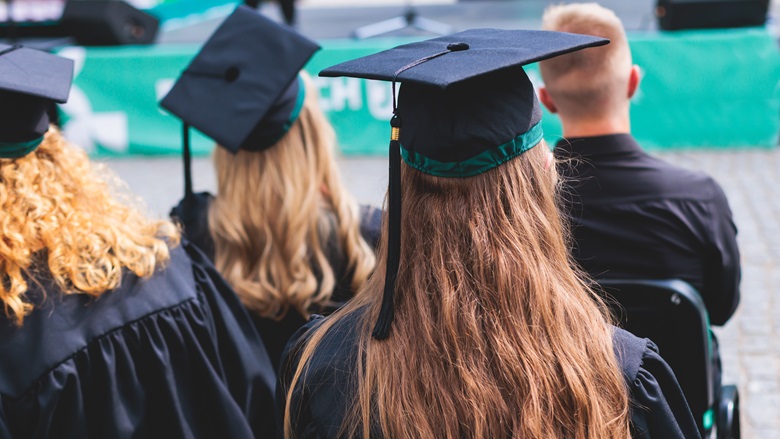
[0, 136, 43, 159]
[400, 122, 543, 178]
[282, 76, 306, 135]
[257, 76, 307, 149]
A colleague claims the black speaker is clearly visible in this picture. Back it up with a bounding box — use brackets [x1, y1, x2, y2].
[656, 0, 769, 30]
[60, 0, 159, 46]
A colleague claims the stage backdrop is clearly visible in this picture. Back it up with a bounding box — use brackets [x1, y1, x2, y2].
[57, 27, 780, 156]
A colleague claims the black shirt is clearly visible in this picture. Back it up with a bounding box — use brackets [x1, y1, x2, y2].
[170, 192, 382, 370]
[555, 134, 740, 325]
[0, 242, 276, 438]
[277, 313, 702, 439]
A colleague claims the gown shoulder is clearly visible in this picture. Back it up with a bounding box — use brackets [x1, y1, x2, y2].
[170, 191, 216, 259]
[613, 328, 702, 439]
[0, 242, 276, 439]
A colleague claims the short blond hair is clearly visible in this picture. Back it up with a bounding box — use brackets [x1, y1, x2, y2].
[539, 3, 632, 118]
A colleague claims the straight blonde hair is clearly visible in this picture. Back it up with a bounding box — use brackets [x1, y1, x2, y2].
[0, 127, 179, 325]
[284, 143, 631, 438]
[209, 74, 376, 320]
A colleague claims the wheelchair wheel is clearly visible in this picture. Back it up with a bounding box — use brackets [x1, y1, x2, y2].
[717, 385, 740, 439]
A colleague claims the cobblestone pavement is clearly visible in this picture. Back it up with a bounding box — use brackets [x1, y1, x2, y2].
[103, 148, 780, 437]
[661, 150, 780, 438]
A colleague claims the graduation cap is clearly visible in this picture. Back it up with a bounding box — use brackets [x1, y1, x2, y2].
[0, 44, 73, 159]
[160, 5, 320, 201]
[319, 29, 609, 339]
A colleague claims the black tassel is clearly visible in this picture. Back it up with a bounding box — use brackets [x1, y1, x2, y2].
[372, 114, 402, 340]
[371, 48, 457, 339]
[182, 122, 194, 202]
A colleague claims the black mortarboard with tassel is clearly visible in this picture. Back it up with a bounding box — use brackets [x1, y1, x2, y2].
[160, 5, 319, 205]
[319, 28, 609, 339]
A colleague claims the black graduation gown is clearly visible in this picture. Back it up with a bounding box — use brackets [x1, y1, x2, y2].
[170, 192, 382, 371]
[276, 313, 702, 439]
[0, 242, 276, 439]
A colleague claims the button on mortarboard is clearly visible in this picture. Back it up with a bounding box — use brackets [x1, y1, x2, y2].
[160, 5, 320, 154]
[446, 42, 469, 51]
[0, 45, 74, 157]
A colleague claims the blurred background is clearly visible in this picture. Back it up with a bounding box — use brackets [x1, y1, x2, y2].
[1, 0, 779, 437]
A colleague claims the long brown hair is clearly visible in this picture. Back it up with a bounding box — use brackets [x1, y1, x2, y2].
[0, 127, 179, 325]
[209, 73, 376, 320]
[284, 143, 630, 438]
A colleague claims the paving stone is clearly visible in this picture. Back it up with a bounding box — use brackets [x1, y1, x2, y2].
[747, 380, 780, 395]
[748, 430, 780, 439]
[741, 318, 775, 335]
[739, 338, 779, 356]
[744, 394, 780, 429]
[742, 356, 779, 381]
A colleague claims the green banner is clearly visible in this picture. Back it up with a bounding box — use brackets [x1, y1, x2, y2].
[627, 28, 780, 149]
[57, 27, 780, 157]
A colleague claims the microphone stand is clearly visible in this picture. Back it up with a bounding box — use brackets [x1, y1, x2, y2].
[351, 0, 453, 40]
[6, 0, 17, 43]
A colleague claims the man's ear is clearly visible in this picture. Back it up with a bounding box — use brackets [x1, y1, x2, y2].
[628, 65, 641, 99]
[538, 87, 557, 114]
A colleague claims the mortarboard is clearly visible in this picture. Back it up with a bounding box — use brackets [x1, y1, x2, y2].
[319, 29, 609, 339]
[0, 44, 73, 159]
[160, 5, 320, 200]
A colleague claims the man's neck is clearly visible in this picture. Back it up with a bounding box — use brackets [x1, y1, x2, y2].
[558, 113, 631, 139]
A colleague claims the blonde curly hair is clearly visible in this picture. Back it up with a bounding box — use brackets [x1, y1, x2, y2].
[0, 126, 179, 325]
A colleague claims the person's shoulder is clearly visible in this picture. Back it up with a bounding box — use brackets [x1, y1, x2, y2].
[131, 242, 200, 305]
[637, 151, 725, 202]
[612, 326, 652, 383]
[0, 242, 275, 437]
[359, 204, 383, 249]
[283, 314, 327, 359]
[558, 135, 722, 203]
[280, 310, 364, 380]
[277, 311, 365, 436]
[170, 192, 214, 223]
[0, 243, 201, 398]
[613, 328, 703, 438]
[290, 311, 363, 355]
[612, 326, 673, 384]
[170, 192, 216, 258]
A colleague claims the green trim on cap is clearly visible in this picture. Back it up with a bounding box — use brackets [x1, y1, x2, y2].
[400, 122, 543, 178]
[266, 75, 307, 148]
[282, 75, 306, 134]
[0, 136, 43, 159]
